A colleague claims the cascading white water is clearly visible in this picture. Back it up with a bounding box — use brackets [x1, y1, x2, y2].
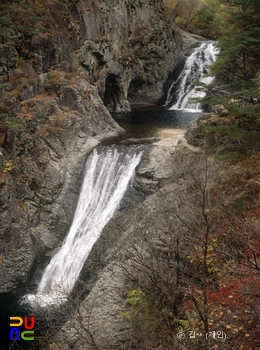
[24, 146, 143, 306]
[165, 41, 219, 111]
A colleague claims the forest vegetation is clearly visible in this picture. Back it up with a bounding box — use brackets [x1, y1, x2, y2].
[164, 0, 260, 155]
[122, 150, 260, 349]
[123, 1, 260, 349]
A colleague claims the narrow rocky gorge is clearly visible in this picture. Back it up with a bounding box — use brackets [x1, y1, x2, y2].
[0, 1, 229, 349]
[0, 0, 199, 295]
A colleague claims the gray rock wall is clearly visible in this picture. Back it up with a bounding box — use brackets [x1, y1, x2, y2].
[0, 2, 202, 348]
[0, 75, 123, 293]
[0, 0, 198, 299]
[76, 0, 198, 111]
[53, 135, 199, 349]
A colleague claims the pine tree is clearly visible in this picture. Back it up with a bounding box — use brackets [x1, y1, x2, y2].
[201, 0, 260, 153]
[212, 0, 260, 88]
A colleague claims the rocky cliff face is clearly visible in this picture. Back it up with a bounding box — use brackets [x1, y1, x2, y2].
[0, 0, 198, 295]
[0, 75, 122, 293]
[2, 3, 258, 348]
[50, 135, 213, 349]
[76, 0, 184, 111]
[52, 127, 260, 349]
[51, 134, 190, 350]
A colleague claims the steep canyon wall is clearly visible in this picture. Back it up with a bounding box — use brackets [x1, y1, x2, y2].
[0, 0, 197, 299]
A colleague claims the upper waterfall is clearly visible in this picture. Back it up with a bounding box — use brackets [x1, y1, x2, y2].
[165, 41, 219, 111]
[24, 146, 143, 306]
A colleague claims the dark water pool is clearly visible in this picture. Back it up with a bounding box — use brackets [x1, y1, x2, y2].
[111, 105, 200, 139]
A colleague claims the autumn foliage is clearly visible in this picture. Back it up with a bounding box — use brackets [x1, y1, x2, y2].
[123, 152, 260, 349]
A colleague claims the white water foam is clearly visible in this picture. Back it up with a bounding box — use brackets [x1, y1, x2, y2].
[166, 41, 219, 112]
[23, 146, 143, 306]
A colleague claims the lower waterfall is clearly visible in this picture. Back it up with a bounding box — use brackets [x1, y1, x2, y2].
[165, 41, 219, 111]
[25, 145, 143, 306]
